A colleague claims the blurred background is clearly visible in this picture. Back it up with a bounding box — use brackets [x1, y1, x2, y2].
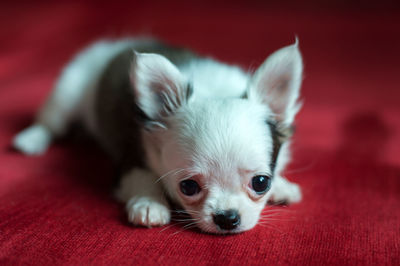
[1, 1, 400, 264]
[1, 0, 399, 166]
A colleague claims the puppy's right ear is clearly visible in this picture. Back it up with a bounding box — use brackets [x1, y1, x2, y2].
[130, 52, 192, 121]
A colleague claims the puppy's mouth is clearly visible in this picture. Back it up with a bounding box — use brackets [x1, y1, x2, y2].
[169, 201, 249, 234]
[195, 220, 244, 234]
[174, 210, 246, 234]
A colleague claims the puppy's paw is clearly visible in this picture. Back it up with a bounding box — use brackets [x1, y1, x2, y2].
[269, 177, 302, 205]
[13, 125, 52, 155]
[126, 196, 171, 227]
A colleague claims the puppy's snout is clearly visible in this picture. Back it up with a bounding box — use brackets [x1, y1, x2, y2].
[212, 209, 240, 230]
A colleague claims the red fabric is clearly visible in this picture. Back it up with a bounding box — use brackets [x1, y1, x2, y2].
[1, 1, 400, 264]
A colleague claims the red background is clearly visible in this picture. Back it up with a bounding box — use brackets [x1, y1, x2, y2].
[1, 0, 400, 264]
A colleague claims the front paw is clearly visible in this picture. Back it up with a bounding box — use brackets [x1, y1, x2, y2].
[126, 196, 171, 227]
[269, 177, 302, 205]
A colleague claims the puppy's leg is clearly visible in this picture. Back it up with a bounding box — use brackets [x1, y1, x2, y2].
[269, 142, 302, 204]
[269, 176, 302, 204]
[115, 168, 171, 227]
[13, 76, 84, 155]
[13, 42, 103, 155]
[12, 84, 78, 155]
[13, 124, 52, 156]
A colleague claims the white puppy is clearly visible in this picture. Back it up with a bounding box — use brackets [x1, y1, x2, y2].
[13, 38, 303, 233]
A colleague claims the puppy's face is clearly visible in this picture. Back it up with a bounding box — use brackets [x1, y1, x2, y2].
[131, 41, 303, 233]
[159, 99, 274, 233]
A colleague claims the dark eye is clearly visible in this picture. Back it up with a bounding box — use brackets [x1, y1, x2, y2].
[251, 175, 271, 194]
[180, 179, 201, 196]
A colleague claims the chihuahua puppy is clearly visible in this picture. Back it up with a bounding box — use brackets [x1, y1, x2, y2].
[13, 38, 303, 233]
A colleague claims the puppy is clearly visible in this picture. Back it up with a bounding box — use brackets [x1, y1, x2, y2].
[13, 38, 303, 234]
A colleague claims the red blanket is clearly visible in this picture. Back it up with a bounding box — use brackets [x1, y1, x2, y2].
[1, 1, 399, 264]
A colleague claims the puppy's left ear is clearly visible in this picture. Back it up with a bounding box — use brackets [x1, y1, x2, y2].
[247, 41, 303, 126]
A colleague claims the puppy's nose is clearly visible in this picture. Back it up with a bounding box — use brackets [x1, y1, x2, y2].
[212, 209, 240, 230]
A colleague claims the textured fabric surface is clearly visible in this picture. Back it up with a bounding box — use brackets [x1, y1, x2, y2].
[1, 1, 400, 265]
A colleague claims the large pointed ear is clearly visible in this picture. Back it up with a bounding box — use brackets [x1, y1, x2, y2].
[130, 52, 192, 120]
[247, 41, 303, 126]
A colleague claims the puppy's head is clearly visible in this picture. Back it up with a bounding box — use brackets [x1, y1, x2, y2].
[130, 42, 303, 233]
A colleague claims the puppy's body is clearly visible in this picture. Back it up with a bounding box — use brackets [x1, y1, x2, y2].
[14, 38, 303, 233]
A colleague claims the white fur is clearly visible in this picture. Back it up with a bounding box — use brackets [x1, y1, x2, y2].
[270, 175, 302, 204]
[272, 141, 302, 204]
[180, 59, 248, 99]
[131, 52, 189, 119]
[249, 41, 303, 126]
[13, 124, 52, 155]
[13, 38, 303, 233]
[116, 168, 170, 226]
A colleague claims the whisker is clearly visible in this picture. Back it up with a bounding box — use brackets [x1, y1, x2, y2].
[155, 168, 186, 183]
[257, 223, 284, 234]
[182, 221, 198, 229]
[267, 200, 292, 206]
[259, 215, 284, 220]
[260, 211, 291, 217]
[284, 160, 316, 175]
[172, 209, 201, 215]
[261, 211, 286, 216]
[261, 209, 294, 215]
[159, 223, 180, 233]
[169, 222, 198, 236]
[262, 208, 292, 213]
[259, 217, 294, 222]
[159, 220, 192, 233]
[172, 218, 201, 222]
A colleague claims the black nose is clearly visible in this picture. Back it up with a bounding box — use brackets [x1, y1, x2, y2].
[212, 209, 241, 230]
